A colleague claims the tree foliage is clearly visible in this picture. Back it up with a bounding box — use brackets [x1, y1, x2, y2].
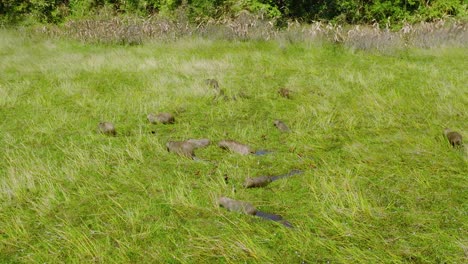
[0, 0, 466, 25]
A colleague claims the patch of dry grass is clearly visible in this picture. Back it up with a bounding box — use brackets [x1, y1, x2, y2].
[33, 12, 468, 52]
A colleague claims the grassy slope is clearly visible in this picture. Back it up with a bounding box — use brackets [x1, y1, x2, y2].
[0, 30, 467, 263]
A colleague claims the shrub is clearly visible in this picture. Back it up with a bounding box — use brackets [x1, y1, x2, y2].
[2, 0, 465, 27]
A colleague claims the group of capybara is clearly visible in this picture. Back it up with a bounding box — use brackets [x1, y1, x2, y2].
[97, 79, 464, 228]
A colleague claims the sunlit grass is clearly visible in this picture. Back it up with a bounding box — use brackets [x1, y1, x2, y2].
[0, 29, 466, 263]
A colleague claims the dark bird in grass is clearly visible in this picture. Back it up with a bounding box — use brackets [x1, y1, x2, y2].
[147, 113, 175, 124]
[444, 128, 463, 148]
[278, 87, 292, 99]
[166, 141, 196, 159]
[274, 119, 290, 132]
[218, 197, 293, 228]
[98, 122, 116, 136]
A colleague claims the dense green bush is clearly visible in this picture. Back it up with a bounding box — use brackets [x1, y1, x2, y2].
[0, 0, 68, 24]
[267, 0, 466, 23]
[0, 0, 466, 26]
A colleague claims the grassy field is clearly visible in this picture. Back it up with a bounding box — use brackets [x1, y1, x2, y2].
[0, 29, 467, 263]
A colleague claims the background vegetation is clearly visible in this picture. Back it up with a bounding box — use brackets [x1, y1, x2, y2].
[1, 0, 467, 26]
[0, 0, 467, 263]
[0, 29, 467, 262]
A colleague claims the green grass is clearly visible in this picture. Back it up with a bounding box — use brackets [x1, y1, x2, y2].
[0, 29, 467, 263]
